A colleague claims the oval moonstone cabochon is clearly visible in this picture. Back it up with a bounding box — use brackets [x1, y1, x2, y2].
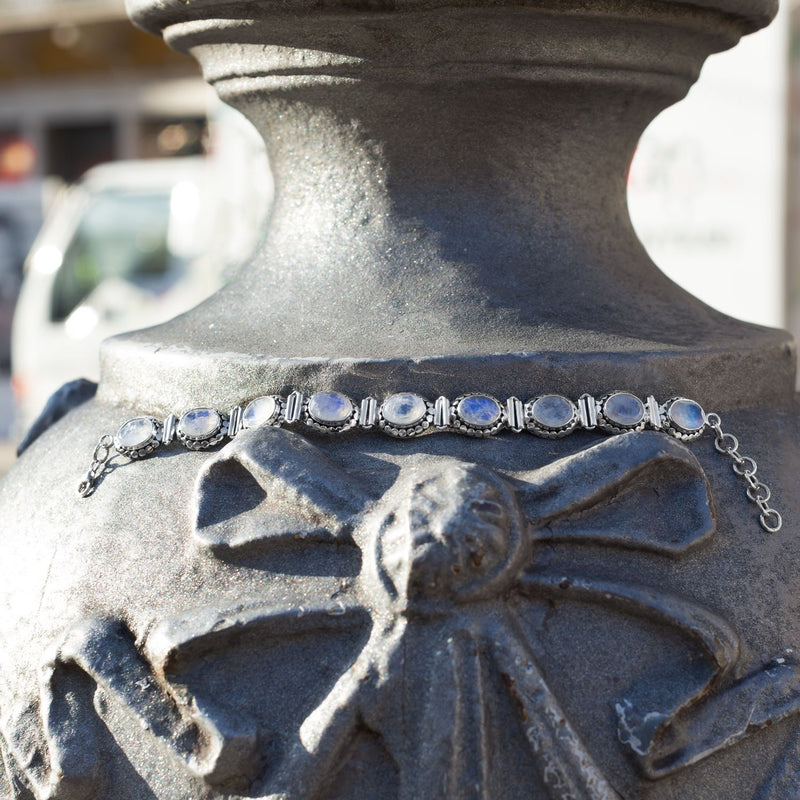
[603, 392, 645, 427]
[179, 408, 222, 439]
[307, 392, 354, 425]
[457, 395, 502, 428]
[530, 395, 575, 429]
[116, 417, 156, 450]
[243, 396, 279, 429]
[382, 393, 427, 427]
[667, 398, 705, 432]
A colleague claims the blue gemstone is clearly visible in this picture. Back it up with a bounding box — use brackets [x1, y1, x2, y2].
[382, 393, 427, 427]
[668, 398, 705, 432]
[179, 408, 221, 439]
[457, 395, 501, 428]
[243, 396, 278, 429]
[308, 392, 353, 425]
[117, 417, 156, 449]
[604, 393, 644, 427]
[530, 395, 575, 429]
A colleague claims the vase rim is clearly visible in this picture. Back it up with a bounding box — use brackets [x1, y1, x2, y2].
[126, 0, 777, 38]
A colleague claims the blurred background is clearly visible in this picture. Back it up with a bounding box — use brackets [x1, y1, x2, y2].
[0, 0, 795, 472]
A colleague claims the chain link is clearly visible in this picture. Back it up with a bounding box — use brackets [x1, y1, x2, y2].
[705, 413, 782, 533]
[77, 435, 115, 498]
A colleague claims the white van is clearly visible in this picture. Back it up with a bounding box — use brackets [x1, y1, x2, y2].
[12, 151, 269, 427]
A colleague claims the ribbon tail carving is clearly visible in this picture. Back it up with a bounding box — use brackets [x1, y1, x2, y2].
[634, 657, 800, 780]
[512, 431, 715, 556]
[491, 612, 623, 800]
[193, 426, 369, 555]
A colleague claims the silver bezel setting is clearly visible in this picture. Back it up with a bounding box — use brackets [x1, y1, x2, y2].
[524, 395, 578, 439]
[176, 408, 229, 450]
[241, 395, 283, 430]
[303, 392, 359, 434]
[378, 394, 434, 438]
[450, 394, 506, 437]
[661, 397, 706, 441]
[114, 417, 162, 459]
[596, 391, 646, 434]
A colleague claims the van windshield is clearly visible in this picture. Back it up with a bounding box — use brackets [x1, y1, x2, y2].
[50, 188, 187, 322]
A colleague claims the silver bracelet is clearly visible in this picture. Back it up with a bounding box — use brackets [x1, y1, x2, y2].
[77, 390, 782, 533]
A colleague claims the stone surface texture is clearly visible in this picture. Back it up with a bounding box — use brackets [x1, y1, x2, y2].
[2, 1, 800, 799]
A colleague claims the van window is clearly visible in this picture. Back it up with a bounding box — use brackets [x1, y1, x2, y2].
[50, 188, 186, 322]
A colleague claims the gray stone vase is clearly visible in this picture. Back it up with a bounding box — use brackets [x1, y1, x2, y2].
[1, 1, 799, 798]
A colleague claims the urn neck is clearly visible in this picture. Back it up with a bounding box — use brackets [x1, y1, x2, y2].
[222, 77, 685, 341]
[160, 5, 754, 347]
[103, 1, 794, 411]
[247, 80, 651, 286]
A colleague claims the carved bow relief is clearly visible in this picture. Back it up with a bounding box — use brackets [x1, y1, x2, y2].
[2, 428, 800, 799]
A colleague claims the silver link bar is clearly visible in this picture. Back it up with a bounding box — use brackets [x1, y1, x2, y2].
[646, 395, 662, 429]
[360, 397, 378, 428]
[578, 394, 597, 429]
[228, 406, 243, 438]
[434, 396, 451, 429]
[506, 397, 524, 433]
[284, 391, 304, 423]
[162, 414, 177, 445]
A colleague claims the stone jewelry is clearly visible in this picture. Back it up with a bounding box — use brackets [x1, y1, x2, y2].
[78, 390, 782, 533]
